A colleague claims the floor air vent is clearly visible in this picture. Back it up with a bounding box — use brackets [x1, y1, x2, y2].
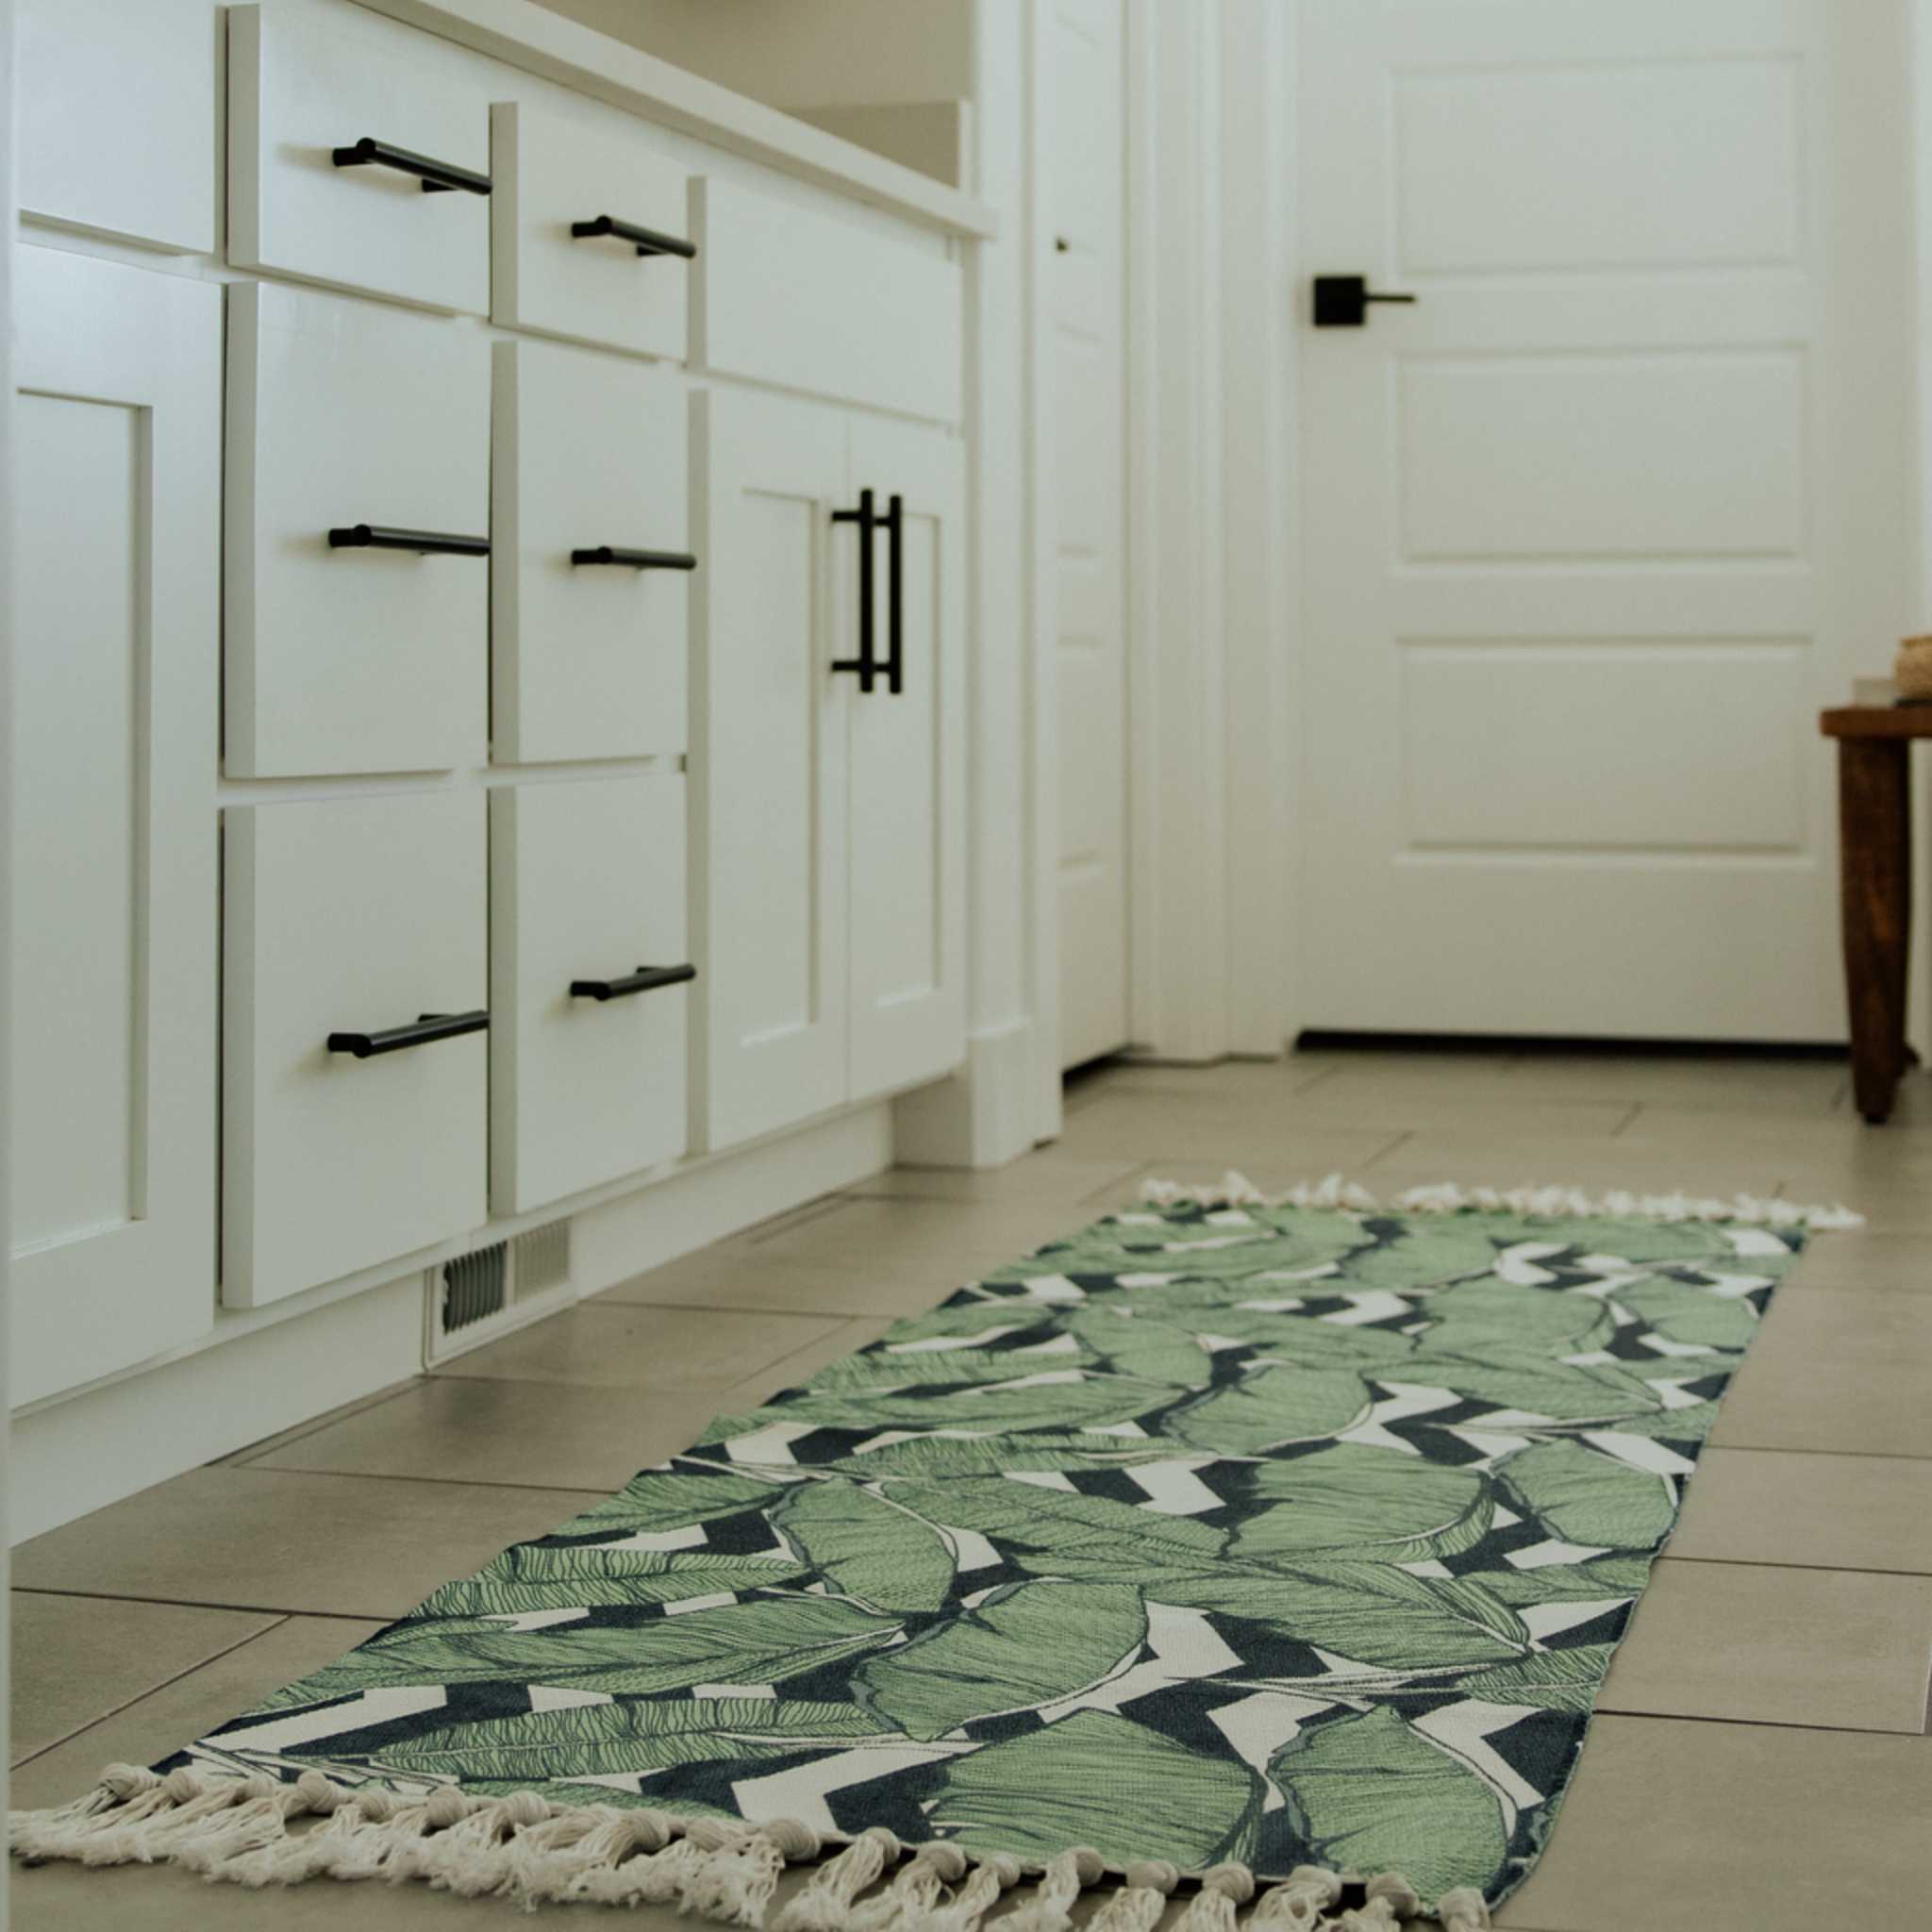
[441, 1241, 508, 1334]
[425, 1222, 576, 1364]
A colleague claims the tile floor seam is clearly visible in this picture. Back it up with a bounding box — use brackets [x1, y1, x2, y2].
[8, 1586, 386, 1623]
[1656, 1554, 1932, 1581]
[226, 1377, 429, 1469]
[1585, 1704, 1932, 1740]
[217, 1461, 630, 1496]
[1702, 1441, 1932, 1463]
[7, 1613, 295, 1773]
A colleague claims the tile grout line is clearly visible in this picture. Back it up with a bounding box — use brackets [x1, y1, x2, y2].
[8, 1613, 298, 1774]
[1655, 1553, 1932, 1582]
[225, 1375, 429, 1471]
[1590, 1703, 1931, 1741]
[212, 1460, 618, 1495]
[9, 1584, 403, 1623]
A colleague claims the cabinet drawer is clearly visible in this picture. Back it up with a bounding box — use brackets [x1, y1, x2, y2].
[491, 100, 691, 360]
[691, 178, 962, 423]
[227, 282, 489, 777]
[492, 341, 689, 763]
[491, 776, 690, 1215]
[229, 0, 491, 315]
[224, 791, 487, 1308]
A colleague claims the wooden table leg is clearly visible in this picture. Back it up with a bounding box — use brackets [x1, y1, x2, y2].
[1839, 737, 1911, 1123]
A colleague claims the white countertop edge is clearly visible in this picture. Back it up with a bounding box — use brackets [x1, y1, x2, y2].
[354, 0, 1000, 240]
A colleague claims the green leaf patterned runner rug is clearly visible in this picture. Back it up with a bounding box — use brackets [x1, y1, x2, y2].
[10, 1175, 1859, 1929]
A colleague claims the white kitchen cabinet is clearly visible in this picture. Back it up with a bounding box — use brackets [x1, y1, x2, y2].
[691, 389, 967, 1155]
[229, 0, 492, 315]
[491, 100, 692, 360]
[19, 0, 219, 254]
[846, 415, 968, 1101]
[10, 248, 222, 1405]
[226, 281, 490, 778]
[491, 775, 691, 1214]
[691, 176, 963, 424]
[492, 341, 690, 764]
[224, 791, 488, 1308]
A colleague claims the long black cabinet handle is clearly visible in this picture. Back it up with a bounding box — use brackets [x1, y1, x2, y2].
[883, 492, 905, 697]
[830, 490, 879, 693]
[327, 1010, 489, 1058]
[570, 545, 698, 571]
[570, 214, 696, 258]
[331, 137, 491, 196]
[570, 964, 697, 1002]
[328, 525, 490, 558]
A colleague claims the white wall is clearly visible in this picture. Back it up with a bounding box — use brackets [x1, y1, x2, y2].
[2, 0, 17, 1903]
[532, 0, 974, 110]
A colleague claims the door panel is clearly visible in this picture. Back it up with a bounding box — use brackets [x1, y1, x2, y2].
[846, 418, 968, 1100]
[11, 248, 221, 1403]
[1050, 0, 1129, 1070]
[690, 389, 849, 1152]
[1299, 0, 1909, 1040]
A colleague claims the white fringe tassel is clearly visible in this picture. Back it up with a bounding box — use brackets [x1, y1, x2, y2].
[9, 1764, 1494, 1928]
[1138, 1169, 1863, 1231]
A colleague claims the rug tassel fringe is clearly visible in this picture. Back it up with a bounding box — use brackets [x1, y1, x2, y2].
[1139, 1170, 1864, 1230]
[9, 1765, 1493, 1929]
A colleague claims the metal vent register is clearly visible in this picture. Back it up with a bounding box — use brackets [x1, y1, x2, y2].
[425, 1221, 573, 1361]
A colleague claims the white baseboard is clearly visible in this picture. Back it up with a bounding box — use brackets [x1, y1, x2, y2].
[891, 1018, 1039, 1168]
[10, 1105, 893, 1544]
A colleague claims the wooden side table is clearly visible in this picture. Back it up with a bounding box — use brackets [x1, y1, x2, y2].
[1821, 682, 1925, 1122]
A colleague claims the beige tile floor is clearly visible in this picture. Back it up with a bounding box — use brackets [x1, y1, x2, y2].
[10, 1044, 1932, 1930]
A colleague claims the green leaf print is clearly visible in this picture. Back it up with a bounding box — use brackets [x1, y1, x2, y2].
[769, 1482, 956, 1612]
[1398, 1345, 1662, 1423]
[376, 1699, 888, 1783]
[1160, 1560, 1528, 1669]
[554, 1468, 792, 1538]
[1499, 1440, 1676, 1549]
[1203, 1313, 1420, 1372]
[1555, 1219, 1739, 1263]
[1231, 1445, 1491, 1563]
[926, 1709, 1264, 1869]
[275, 1596, 901, 1700]
[822, 1434, 1174, 1478]
[1271, 1705, 1507, 1902]
[1064, 1306, 1218, 1386]
[1342, 1226, 1504, 1292]
[895, 1479, 1226, 1579]
[1452, 1644, 1618, 1712]
[1612, 1275, 1758, 1352]
[771, 1374, 1178, 1434]
[876, 1301, 1060, 1346]
[1167, 1364, 1372, 1454]
[1463, 1552, 1652, 1607]
[809, 1346, 1097, 1393]
[1420, 1276, 1613, 1353]
[856, 1580, 1147, 1740]
[418, 1555, 812, 1618]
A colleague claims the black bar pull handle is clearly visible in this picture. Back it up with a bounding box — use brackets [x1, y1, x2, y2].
[570, 963, 698, 1002]
[883, 493, 905, 696]
[328, 525, 491, 558]
[570, 214, 698, 259]
[830, 489, 878, 693]
[570, 545, 699, 571]
[331, 137, 491, 196]
[327, 1010, 489, 1058]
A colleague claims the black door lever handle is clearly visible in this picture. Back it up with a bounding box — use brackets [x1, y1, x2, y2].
[1312, 275, 1418, 327]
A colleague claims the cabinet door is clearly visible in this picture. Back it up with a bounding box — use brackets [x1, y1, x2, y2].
[844, 418, 969, 1099]
[690, 389, 849, 1153]
[492, 341, 688, 763]
[10, 248, 221, 1404]
[225, 791, 487, 1308]
[491, 775, 690, 1214]
[226, 282, 490, 777]
[20, 0, 219, 254]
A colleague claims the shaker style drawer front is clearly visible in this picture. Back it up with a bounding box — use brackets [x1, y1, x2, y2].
[224, 791, 488, 1308]
[492, 341, 690, 763]
[227, 281, 489, 777]
[691, 177, 962, 423]
[229, 1, 491, 314]
[491, 775, 691, 1215]
[491, 100, 692, 360]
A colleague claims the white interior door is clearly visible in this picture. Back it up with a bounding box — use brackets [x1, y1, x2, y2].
[10, 247, 221, 1403]
[1050, 0, 1130, 1070]
[846, 416, 968, 1101]
[1299, 0, 1910, 1040]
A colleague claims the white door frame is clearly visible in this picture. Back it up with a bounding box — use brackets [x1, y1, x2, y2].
[3, 0, 20, 1882]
